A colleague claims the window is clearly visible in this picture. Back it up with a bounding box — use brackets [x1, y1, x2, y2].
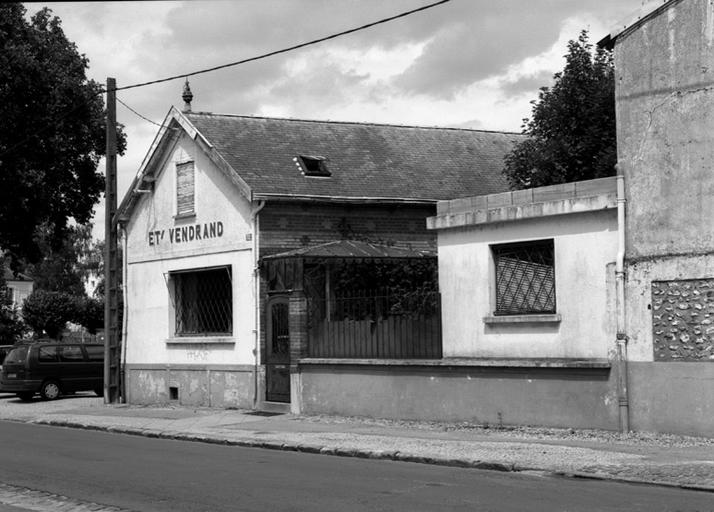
[492, 239, 555, 315]
[176, 161, 195, 216]
[173, 267, 232, 336]
[59, 345, 84, 362]
[38, 345, 58, 362]
[294, 155, 331, 177]
[85, 345, 104, 361]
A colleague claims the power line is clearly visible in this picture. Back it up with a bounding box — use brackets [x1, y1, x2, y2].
[108, 0, 450, 93]
[117, 97, 163, 128]
[1, 0, 451, 158]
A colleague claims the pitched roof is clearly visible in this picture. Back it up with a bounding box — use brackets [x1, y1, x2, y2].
[3, 266, 31, 282]
[187, 112, 520, 202]
[118, 109, 522, 223]
[262, 240, 436, 260]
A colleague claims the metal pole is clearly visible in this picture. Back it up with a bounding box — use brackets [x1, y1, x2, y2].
[104, 77, 121, 403]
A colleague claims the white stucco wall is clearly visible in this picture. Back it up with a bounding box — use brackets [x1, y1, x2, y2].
[124, 133, 255, 367]
[437, 209, 618, 359]
[7, 280, 33, 312]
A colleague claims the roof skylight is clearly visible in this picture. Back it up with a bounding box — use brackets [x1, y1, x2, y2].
[293, 155, 331, 177]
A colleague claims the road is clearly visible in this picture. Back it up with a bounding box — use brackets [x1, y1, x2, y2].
[0, 421, 712, 512]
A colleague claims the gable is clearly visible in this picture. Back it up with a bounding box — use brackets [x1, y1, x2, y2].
[124, 131, 253, 263]
[117, 107, 252, 226]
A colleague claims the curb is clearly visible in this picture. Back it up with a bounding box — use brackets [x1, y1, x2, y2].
[30, 418, 714, 493]
[552, 471, 714, 494]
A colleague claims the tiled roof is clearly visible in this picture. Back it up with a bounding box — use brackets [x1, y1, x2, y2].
[186, 113, 521, 202]
[262, 240, 436, 260]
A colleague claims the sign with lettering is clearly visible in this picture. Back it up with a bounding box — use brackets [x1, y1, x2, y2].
[148, 221, 224, 246]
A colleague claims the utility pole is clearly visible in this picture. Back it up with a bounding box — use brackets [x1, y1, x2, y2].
[104, 77, 121, 403]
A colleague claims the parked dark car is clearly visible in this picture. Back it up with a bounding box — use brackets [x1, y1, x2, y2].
[0, 344, 16, 393]
[0, 345, 14, 365]
[0, 342, 104, 401]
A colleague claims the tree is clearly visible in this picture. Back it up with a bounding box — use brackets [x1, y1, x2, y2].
[0, 4, 125, 263]
[73, 296, 104, 334]
[22, 289, 77, 339]
[503, 30, 616, 189]
[23, 223, 97, 297]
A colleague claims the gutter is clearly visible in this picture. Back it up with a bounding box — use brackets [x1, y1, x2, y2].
[120, 222, 129, 404]
[250, 200, 266, 409]
[252, 193, 437, 205]
[615, 169, 629, 432]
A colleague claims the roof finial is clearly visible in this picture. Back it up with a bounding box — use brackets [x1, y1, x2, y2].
[182, 78, 193, 112]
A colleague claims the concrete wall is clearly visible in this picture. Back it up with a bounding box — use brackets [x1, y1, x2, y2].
[124, 133, 257, 406]
[436, 209, 618, 359]
[615, 0, 714, 259]
[298, 363, 618, 430]
[612, 0, 714, 435]
[125, 364, 255, 408]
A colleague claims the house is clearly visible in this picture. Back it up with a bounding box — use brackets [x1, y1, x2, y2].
[117, 98, 521, 412]
[3, 266, 33, 315]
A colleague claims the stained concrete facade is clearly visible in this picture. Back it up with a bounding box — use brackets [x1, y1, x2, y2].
[607, 0, 714, 435]
[123, 130, 257, 408]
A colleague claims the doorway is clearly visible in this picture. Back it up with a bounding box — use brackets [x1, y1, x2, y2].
[265, 296, 290, 402]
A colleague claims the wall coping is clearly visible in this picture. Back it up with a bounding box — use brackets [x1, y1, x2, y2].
[427, 176, 617, 230]
[298, 357, 611, 369]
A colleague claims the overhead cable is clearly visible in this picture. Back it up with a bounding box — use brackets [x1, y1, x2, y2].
[108, 0, 450, 93]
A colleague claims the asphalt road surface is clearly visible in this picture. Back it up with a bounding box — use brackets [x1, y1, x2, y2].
[0, 421, 712, 512]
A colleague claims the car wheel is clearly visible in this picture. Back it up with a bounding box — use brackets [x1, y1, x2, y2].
[17, 392, 34, 401]
[40, 380, 61, 400]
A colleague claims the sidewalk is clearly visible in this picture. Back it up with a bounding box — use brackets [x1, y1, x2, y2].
[2, 393, 714, 492]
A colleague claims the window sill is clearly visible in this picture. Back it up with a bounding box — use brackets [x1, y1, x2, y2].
[166, 336, 235, 345]
[483, 314, 561, 324]
[174, 212, 196, 221]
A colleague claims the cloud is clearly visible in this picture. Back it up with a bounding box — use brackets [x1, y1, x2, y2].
[499, 70, 554, 98]
[393, 0, 642, 98]
[32, 0, 647, 242]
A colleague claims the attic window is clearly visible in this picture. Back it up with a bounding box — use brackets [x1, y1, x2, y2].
[294, 155, 331, 177]
[176, 161, 195, 217]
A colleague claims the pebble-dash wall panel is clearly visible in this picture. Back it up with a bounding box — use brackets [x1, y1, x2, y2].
[652, 279, 714, 361]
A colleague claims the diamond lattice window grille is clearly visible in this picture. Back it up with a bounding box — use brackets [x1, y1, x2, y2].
[493, 240, 555, 315]
[174, 267, 232, 336]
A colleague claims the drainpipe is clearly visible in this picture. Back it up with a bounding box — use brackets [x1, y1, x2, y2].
[120, 222, 129, 404]
[251, 200, 266, 409]
[615, 169, 629, 433]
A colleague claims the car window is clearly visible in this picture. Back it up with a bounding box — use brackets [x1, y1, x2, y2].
[38, 345, 58, 362]
[4, 346, 28, 364]
[84, 345, 104, 361]
[59, 345, 84, 362]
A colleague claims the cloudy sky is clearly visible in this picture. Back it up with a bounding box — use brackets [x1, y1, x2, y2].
[32, 0, 644, 239]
